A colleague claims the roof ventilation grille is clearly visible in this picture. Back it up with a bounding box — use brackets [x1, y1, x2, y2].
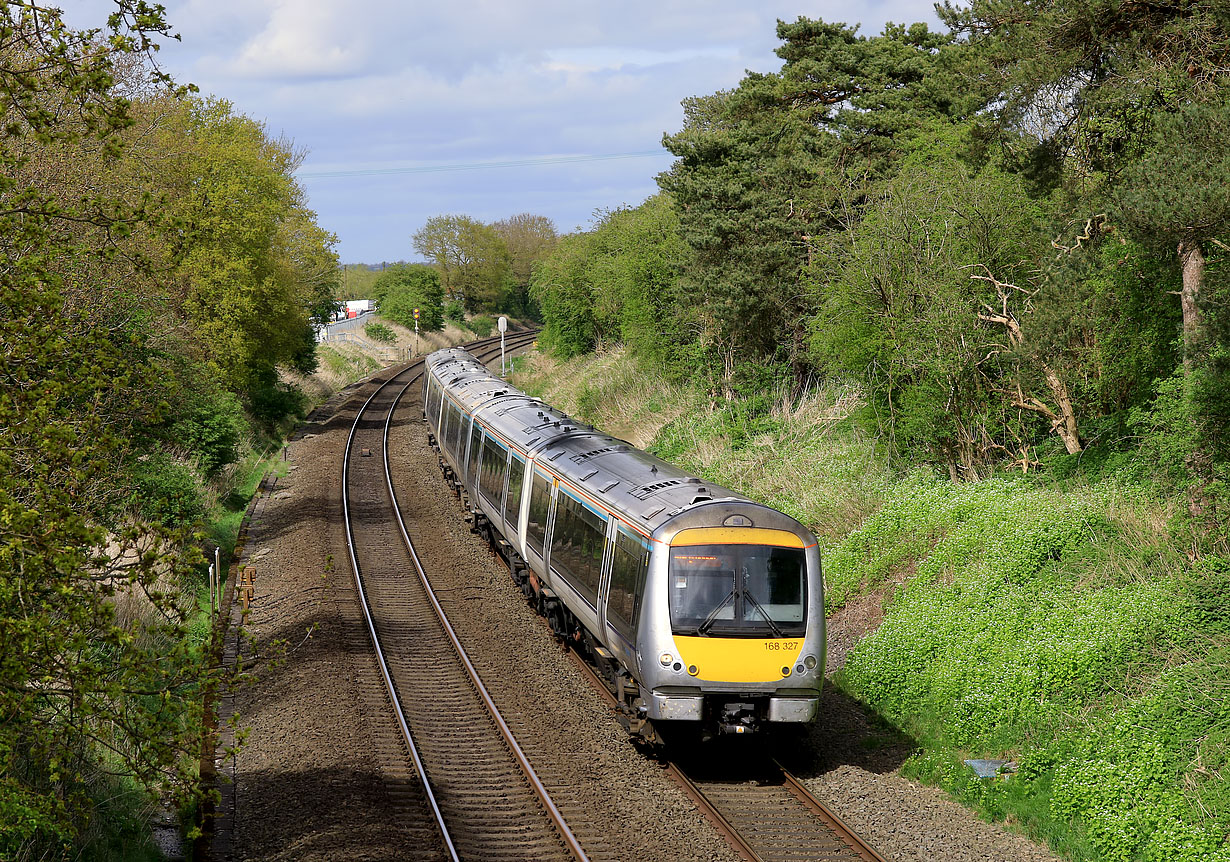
[630, 478, 685, 500]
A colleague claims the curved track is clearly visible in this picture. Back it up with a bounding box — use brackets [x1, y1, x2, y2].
[342, 332, 587, 862]
[345, 333, 891, 862]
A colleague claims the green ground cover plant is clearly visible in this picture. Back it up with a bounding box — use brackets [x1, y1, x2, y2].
[819, 475, 1229, 861]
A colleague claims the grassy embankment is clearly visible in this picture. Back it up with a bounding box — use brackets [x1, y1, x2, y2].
[512, 347, 1230, 862]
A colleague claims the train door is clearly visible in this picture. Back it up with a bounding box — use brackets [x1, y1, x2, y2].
[504, 451, 527, 546]
[596, 518, 617, 639]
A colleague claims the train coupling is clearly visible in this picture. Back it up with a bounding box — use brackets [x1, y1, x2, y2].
[717, 702, 760, 735]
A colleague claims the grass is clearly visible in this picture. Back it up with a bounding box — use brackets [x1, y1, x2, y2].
[513, 343, 1230, 862]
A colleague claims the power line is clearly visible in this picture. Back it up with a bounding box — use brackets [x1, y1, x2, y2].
[297, 150, 670, 179]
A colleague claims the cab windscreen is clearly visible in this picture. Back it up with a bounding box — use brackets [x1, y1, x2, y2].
[668, 544, 805, 637]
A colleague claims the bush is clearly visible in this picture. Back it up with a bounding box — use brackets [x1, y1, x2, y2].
[171, 390, 248, 476]
[444, 299, 466, 324]
[129, 454, 203, 528]
[364, 322, 395, 343]
[468, 314, 495, 337]
[248, 378, 305, 426]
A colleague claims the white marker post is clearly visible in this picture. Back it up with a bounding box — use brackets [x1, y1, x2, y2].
[413, 307, 420, 356]
[498, 315, 508, 376]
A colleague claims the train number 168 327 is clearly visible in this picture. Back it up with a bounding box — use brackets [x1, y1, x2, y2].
[764, 641, 799, 651]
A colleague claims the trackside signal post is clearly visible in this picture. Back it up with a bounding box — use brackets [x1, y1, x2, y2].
[498, 315, 508, 375]
[414, 307, 420, 355]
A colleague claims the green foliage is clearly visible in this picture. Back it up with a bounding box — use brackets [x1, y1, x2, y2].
[412, 214, 510, 312]
[372, 263, 444, 331]
[830, 474, 1229, 862]
[811, 152, 1046, 470]
[364, 321, 395, 343]
[492, 213, 557, 317]
[248, 373, 306, 428]
[530, 232, 597, 358]
[128, 454, 204, 528]
[153, 96, 333, 404]
[660, 19, 965, 368]
[170, 389, 249, 477]
[1130, 371, 1201, 490]
[0, 7, 227, 855]
[336, 263, 385, 299]
[444, 299, 466, 324]
[0, 4, 345, 856]
[1117, 95, 1230, 251]
[531, 196, 691, 364]
[467, 314, 496, 338]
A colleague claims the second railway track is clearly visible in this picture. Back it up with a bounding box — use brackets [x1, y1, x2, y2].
[343, 331, 584, 862]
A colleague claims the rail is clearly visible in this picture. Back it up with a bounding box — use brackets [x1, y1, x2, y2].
[343, 331, 590, 860]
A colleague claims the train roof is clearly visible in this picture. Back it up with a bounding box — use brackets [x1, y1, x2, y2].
[426, 348, 797, 537]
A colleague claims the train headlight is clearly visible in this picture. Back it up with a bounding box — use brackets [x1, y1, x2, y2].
[688, 665, 699, 676]
[803, 654, 817, 670]
[781, 666, 791, 677]
[659, 652, 673, 667]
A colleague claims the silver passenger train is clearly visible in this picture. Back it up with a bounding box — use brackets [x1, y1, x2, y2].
[423, 347, 825, 737]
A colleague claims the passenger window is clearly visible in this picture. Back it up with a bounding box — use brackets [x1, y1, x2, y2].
[551, 490, 606, 608]
[467, 421, 482, 485]
[505, 454, 525, 529]
[607, 527, 650, 636]
[479, 434, 507, 506]
[526, 471, 552, 557]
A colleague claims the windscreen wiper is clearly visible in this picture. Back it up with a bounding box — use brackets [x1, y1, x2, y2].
[743, 589, 784, 638]
[696, 589, 735, 636]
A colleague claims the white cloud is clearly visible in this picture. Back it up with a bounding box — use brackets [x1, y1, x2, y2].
[230, 1, 368, 78]
[66, 0, 945, 260]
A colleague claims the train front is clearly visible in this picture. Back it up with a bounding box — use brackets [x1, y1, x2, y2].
[639, 504, 825, 736]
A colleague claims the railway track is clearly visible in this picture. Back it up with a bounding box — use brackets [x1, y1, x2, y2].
[669, 744, 891, 862]
[344, 332, 891, 862]
[342, 331, 587, 862]
[555, 593, 892, 862]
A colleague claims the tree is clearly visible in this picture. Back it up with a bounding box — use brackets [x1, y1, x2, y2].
[811, 153, 1047, 474]
[0, 2, 218, 854]
[529, 233, 595, 358]
[412, 214, 510, 312]
[492, 213, 557, 316]
[529, 196, 692, 365]
[942, 0, 1230, 369]
[659, 18, 966, 379]
[372, 263, 445, 331]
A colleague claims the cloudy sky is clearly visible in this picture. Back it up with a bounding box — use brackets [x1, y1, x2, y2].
[73, 1, 941, 264]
